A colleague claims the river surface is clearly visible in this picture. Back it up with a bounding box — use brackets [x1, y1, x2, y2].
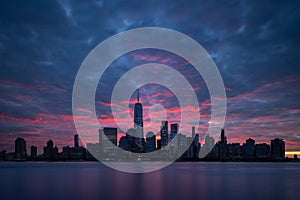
[0, 162, 299, 200]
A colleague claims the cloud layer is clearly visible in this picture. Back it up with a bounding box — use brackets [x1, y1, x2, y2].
[0, 0, 299, 153]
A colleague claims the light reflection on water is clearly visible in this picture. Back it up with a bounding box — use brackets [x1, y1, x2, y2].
[0, 162, 299, 200]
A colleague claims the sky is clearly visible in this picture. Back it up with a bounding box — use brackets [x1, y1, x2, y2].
[0, 0, 299, 154]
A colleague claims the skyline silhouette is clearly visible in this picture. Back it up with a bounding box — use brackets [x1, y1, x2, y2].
[1, 127, 294, 162]
[1, 0, 299, 159]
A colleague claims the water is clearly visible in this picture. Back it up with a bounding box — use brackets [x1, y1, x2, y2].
[0, 162, 299, 200]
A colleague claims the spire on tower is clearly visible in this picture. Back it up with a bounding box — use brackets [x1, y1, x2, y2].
[137, 88, 140, 103]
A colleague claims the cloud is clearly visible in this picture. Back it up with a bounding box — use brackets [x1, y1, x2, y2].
[0, 0, 299, 152]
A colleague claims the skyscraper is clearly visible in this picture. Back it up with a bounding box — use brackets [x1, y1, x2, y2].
[74, 134, 79, 149]
[255, 143, 270, 158]
[15, 137, 26, 160]
[101, 127, 117, 146]
[43, 140, 58, 160]
[170, 123, 178, 141]
[221, 128, 227, 144]
[218, 129, 227, 160]
[192, 126, 196, 138]
[31, 145, 37, 158]
[160, 121, 169, 147]
[271, 138, 285, 159]
[145, 131, 156, 152]
[243, 138, 255, 158]
[134, 89, 144, 147]
[100, 127, 118, 159]
[200, 134, 215, 159]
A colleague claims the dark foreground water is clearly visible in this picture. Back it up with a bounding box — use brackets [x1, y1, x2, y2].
[0, 162, 299, 200]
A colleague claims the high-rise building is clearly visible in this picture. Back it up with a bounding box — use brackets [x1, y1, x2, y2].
[170, 123, 178, 141]
[205, 134, 215, 148]
[15, 137, 27, 160]
[255, 143, 270, 158]
[118, 136, 128, 150]
[193, 133, 200, 160]
[227, 143, 241, 159]
[220, 128, 227, 144]
[177, 133, 187, 160]
[74, 134, 79, 149]
[192, 126, 196, 138]
[169, 124, 179, 158]
[126, 128, 138, 152]
[271, 138, 285, 159]
[134, 89, 144, 147]
[160, 121, 169, 147]
[145, 131, 156, 152]
[31, 145, 37, 158]
[218, 129, 227, 159]
[100, 127, 118, 159]
[157, 139, 161, 150]
[47, 140, 53, 148]
[43, 140, 57, 160]
[243, 138, 255, 158]
[102, 127, 117, 146]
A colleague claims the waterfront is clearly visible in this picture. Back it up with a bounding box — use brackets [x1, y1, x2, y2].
[0, 162, 299, 200]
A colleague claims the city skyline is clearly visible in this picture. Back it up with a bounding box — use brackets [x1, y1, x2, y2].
[0, 0, 299, 155]
[0, 127, 291, 161]
[0, 77, 293, 161]
[1, 2, 299, 200]
[0, 88, 299, 157]
[0, 92, 291, 161]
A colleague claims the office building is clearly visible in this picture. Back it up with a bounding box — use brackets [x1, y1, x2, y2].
[145, 131, 156, 152]
[74, 134, 79, 149]
[170, 123, 178, 141]
[255, 143, 270, 158]
[31, 145, 37, 158]
[271, 138, 285, 159]
[100, 127, 118, 159]
[15, 137, 27, 160]
[134, 89, 144, 147]
[242, 138, 255, 158]
[43, 140, 58, 160]
[160, 121, 169, 147]
[218, 129, 227, 159]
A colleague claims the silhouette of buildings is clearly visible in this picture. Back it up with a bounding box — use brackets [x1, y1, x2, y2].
[74, 134, 79, 149]
[200, 130, 289, 161]
[192, 128, 200, 160]
[169, 124, 179, 158]
[134, 89, 144, 148]
[0, 91, 291, 162]
[242, 138, 255, 158]
[170, 123, 178, 141]
[160, 121, 169, 147]
[119, 136, 128, 150]
[227, 143, 241, 158]
[255, 143, 270, 158]
[15, 137, 27, 160]
[125, 128, 139, 152]
[271, 138, 285, 159]
[31, 145, 37, 158]
[200, 134, 215, 159]
[43, 140, 58, 160]
[217, 129, 227, 160]
[157, 139, 161, 150]
[0, 130, 290, 162]
[100, 127, 118, 158]
[145, 131, 156, 152]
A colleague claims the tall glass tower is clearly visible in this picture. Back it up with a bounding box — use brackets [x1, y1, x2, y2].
[160, 121, 169, 147]
[134, 89, 144, 147]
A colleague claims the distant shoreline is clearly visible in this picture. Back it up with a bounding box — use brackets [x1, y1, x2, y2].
[1, 159, 299, 163]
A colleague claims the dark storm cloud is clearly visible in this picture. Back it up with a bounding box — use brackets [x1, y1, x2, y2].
[0, 0, 299, 151]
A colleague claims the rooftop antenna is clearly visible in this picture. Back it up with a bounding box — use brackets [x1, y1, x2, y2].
[137, 88, 140, 103]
